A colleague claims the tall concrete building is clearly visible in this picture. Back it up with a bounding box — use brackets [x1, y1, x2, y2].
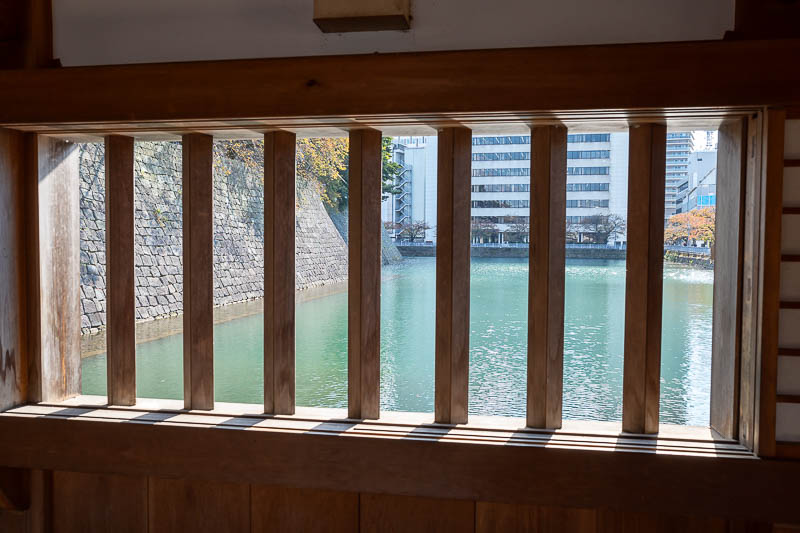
[676, 150, 717, 213]
[665, 132, 695, 222]
[383, 132, 629, 245]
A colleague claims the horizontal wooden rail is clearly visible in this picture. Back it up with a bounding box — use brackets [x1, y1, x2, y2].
[781, 255, 800, 262]
[783, 207, 800, 215]
[778, 348, 800, 357]
[785, 159, 800, 167]
[776, 394, 800, 404]
[3, 406, 800, 523]
[779, 301, 800, 309]
[0, 39, 799, 127]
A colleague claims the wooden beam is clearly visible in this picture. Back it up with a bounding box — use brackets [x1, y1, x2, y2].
[105, 135, 136, 406]
[0, 0, 55, 69]
[435, 126, 472, 425]
[0, 129, 27, 411]
[264, 131, 296, 415]
[622, 123, 667, 434]
[527, 125, 567, 429]
[710, 119, 747, 438]
[1, 40, 800, 127]
[348, 129, 382, 420]
[756, 109, 785, 457]
[182, 133, 214, 410]
[36, 137, 81, 403]
[3, 411, 800, 523]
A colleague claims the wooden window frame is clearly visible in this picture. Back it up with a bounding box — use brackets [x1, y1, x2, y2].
[13, 110, 767, 444]
[1, 42, 798, 519]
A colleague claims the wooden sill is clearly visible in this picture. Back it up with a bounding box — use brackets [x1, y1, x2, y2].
[2, 397, 800, 523]
[9, 395, 748, 459]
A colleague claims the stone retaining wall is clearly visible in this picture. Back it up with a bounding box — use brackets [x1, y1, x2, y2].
[80, 142, 394, 335]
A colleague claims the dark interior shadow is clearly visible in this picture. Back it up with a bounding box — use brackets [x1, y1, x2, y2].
[307, 421, 357, 435]
[215, 416, 264, 430]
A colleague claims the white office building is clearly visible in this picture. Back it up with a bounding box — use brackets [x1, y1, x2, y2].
[383, 132, 630, 245]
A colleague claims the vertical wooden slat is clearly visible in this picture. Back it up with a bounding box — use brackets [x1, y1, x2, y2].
[528, 125, 567, 429]
[0, 129, 27, 411]
[23, 133, 41, 403]
[348, 129, 382, 420]
[740, 113, 764, 451]
[264, 130, 296, 415]
[435, 126, 472, 425]
[182, 133, 214, 411]
[710, 119, 747, 438]
[756, 108, 785, 457]
[105, 135, 136, 406]
[622, 123, 667, 434]
[36, 136, 81, 402]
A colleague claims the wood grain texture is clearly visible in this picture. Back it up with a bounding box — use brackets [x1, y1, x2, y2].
[757, 109, 785, 457]
[36, 137, 81, 403]
[0, 0, 54, 69]
[23, 133, 41, 405]
[360, 493, 474, 533]
[264, 131, 296, 415]
[3, 412, 800, 523]
[710, 119, 747, 438]
[348, 129, 382, 419]
[52, 471, 146, 533]
[148, 477, 250, 533]
[740, 113, 764, 451]
[105, 135, 136, 406]
[435, 126, 472, 424]
[251, 485, 358, 533]
[2, 40, 800, 126]
[182, 133, 214, 410]
[0, 129, 27, 411]
[528, 125, 567, 429]
[476, 502, 540, 532]
[622, 123, 667, 434]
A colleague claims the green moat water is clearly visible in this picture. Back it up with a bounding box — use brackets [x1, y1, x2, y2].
[81, 257, 713, 426]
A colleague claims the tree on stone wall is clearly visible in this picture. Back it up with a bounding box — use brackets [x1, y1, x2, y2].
[218, 137, 401, 212]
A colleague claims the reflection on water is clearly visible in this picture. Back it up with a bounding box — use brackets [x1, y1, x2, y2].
[82, 257, 713, 426]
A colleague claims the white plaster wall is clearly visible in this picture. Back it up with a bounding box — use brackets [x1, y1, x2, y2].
[53, 0, 734, 67]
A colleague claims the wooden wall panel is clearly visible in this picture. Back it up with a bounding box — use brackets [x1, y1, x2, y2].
[348, 129, 382, 419]
[435, 126, 472, 424]
[36, 137, 81, 403]
[0, 129, 27, 411]
[622, 123, 667, 434]
[263, 131, 296, 415]
[105, 135, 136, 406]
[182, 133, 214, 410]
[52, 471, 146, 533]
[528, 125, 567, 429]
[360, 493, 474, 533]
[148, 478, 250, 533]
[710, 119, 747, 438]
[251, 485, 358, 532]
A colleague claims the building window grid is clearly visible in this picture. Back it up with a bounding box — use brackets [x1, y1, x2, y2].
[566, 183, 610, 192]
[471, 200, 530, 209]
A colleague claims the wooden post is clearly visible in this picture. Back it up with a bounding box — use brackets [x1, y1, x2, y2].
[264, 131, 296, 415]
[0, 129, 27, 411]
[435, 126, 472, 425]
[527, 125, 567, 429]
[34, 136, 81, 403]
[710, 119, 747, 438]
[348, 129, 382, 420]
[756, 108, 785, 457]
[739, 113, 764, 451]
[622, 123, 666, 434]
[105, 135, 136, 406]
[182, 133, 214, 411]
